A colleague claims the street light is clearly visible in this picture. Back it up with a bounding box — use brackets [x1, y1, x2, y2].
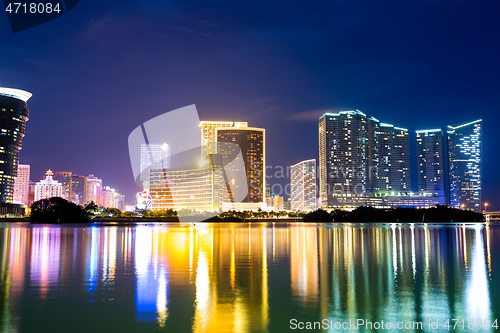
[461, 204, 464, 210]
[484, 203, 488, 213]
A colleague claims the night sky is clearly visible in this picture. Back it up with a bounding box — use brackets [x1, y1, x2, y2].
[1, 1, 499, 209]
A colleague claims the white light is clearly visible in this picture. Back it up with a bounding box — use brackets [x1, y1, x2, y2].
[0, 87, 32, 102]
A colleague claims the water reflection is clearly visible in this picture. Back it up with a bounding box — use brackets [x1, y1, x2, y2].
[0, 223, 498, 332]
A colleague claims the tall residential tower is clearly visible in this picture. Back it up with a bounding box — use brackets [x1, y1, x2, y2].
[416, 129, 445, 200]
[447, 120, 482, 211]
[0, 87, 31, 203]
[290, 159, 316, 211]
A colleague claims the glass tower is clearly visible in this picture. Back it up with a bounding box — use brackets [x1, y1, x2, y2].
[447, 120, 482, 211]
[416, 129, 445, 198]
[0, 87, 32, 203]
[290, 159, 316, 211]
[319, 110, 368, 207]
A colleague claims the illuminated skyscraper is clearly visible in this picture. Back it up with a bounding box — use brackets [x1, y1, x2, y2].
[85, 175, 102, 205]
[34, 170, 63, 201]
[200, 121, 239, 156]
[0, 87, 31, 203]
[13, 164, 30, 205]
[319, 111, 368, 207]
[290, 159, 316, 211]
[416, 129, 445, 198]
[70, 174, 86, 205]
[447, 120, 482, 211]
[371, 121, 411, 193]
[217, 124, 265, 209]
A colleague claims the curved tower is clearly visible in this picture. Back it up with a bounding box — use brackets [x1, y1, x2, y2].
[0, 87, 32, 203]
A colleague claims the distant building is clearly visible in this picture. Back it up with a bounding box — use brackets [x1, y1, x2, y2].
[53, 171, 72, 201]
[34, 170, 63, 201]
[447, 120, 482, 211]
[265, 187, 273, 207]
[13, 164, 30, 205]
[0, 87, 32, 203]
[70, 174, 86, 205]
[290, 159, 316, 211]
[283, 198, 291, 211]
[101, 186, 125, 210]
[28, 181, 35, 207]
[85, 175, 102, 205]
[273, 195, 283, 211]
[416, 129, 445, 201]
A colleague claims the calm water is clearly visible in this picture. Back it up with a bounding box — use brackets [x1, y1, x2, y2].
[0, 222, 498, 332]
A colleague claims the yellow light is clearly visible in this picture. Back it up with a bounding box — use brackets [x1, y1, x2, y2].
[198, 158, 208, 167]
[162, 143, 169, 151]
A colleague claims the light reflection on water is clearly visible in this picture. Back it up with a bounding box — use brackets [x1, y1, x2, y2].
[0, 223, 498, 332]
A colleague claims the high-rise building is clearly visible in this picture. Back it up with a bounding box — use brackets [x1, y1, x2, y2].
[53, 171, 73, 201]
[273, 195, 284, 211]
[140, 143, 171, 182]
[372, 122, 410, 193]
[319, 111, 368, 207]
[13, 164, 30, 205]
[200, 121, 238, 156]
[290, 159, 316, 211]
[447, 120, 482, 211]
[216, 124, 265, 209]
[70, 174, 86, 205]
[85, 175, 102, 205]
[34, 170, 63, 201]
[0, 87, 31, 203]
[101, 186, 125, 210]
[416, 129, 445, 199]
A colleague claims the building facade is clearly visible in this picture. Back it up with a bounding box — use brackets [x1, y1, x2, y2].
[149, 155, 224, 211]
[13, 164, 30, 205]
[319, 111, 368, 207]
[447, 120, 482, 211]
[140, 143, 171, 183]
[290, 159, 316, 211]
[216, 125, 265, 208]
[416, 129, 445, 198]
[0, 87, 31, 203]
[372, 122, 411, 193]
[85, 175, 102, 205]
[34, 170, 63, 201]
[53, 171, 73, 202]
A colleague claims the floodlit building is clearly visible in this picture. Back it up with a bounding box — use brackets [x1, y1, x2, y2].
[85, 175, 102, 205]
[447, 120, 482, 211]
[34, 170, 63, 201]
[416, 129, 445, 201]
[13, 164, 30, 205]
[200, 121, 240, 156]
[149, 154, 224, 211]
[101, 186, 125, 210]
[0, 87, 31, 204]
[290, 159, 316, 211]
[319, 110, 368, 207]
[217, 124, 265, 210]
[273, 195, 284, 211]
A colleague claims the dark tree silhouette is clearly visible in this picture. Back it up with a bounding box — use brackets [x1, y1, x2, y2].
[30, 197, 91, 223]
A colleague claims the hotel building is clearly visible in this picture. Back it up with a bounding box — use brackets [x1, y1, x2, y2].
[13, 164, 30, 206]
[217, 124, 265, 210]
[290, 159, 316, 211]
[140, 143, 170, 185]
[34, 170, 63, 201]
[149, 154, 224, 211]
[447, 120, 482, 212]
[0, 87, 31, 204]
[416, 129, 445, 203]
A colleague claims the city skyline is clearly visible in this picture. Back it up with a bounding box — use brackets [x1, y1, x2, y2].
[0, 1, 498, 209]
